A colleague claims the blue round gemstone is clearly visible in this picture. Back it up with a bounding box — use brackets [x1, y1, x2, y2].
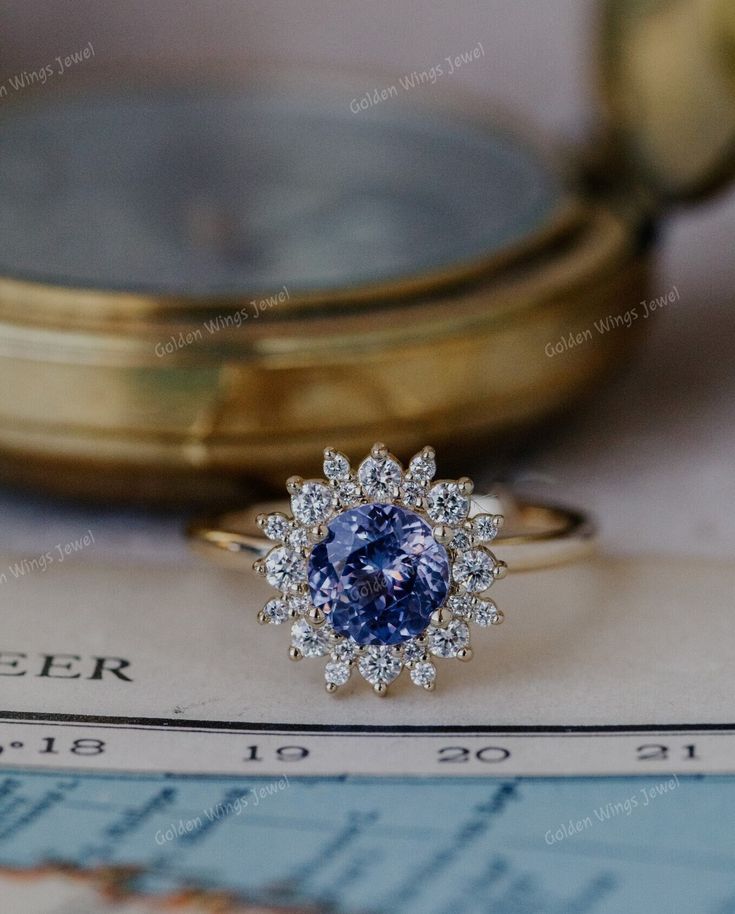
[308, 502, 450, 646]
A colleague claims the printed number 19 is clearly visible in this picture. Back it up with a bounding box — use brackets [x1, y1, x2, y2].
[244, 745, 309, 762]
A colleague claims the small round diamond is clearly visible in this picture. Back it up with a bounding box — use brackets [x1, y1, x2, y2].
[263, 598, 288, 624]
[402, 640, 426, 664]
[336, 477, 361, 507]
[291, 619, 333, 657]
[286, 525, 309, 549]
[266, 547, 306, 592]
[447, 592, 476, 619]
[325, 661, 351, 686]
[401, 479, 426, 508]
[291, 482, 333, 526]
[358, 456, 403, 499]
[358, 646, 402, 685]
[408, 452, 436, 483]
[263, 512, 289, 542]
[324, 451, 350, 481]
[426, 483, 470, 525]
[453, 549, 494, 593]
[287, 593, 310, 616]
[428, 620, 470, 658]
[472, 514, 500, 543]
[451, 528, 473, 552]
[332, 639, 360, 663]
[410, 661, 436, 687]
[472, 599, 499, 627]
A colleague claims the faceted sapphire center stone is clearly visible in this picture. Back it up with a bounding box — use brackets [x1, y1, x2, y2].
[307, 502, 450, 646]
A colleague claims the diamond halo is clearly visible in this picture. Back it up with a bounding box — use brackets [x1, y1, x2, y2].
[254, 443, 507, 696]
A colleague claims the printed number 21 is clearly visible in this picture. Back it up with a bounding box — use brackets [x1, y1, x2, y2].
[636, 744, 699, 761]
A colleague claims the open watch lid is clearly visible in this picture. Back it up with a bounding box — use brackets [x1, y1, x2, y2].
[601, 0, 735, 203]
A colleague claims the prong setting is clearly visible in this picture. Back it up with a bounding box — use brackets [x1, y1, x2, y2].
[286, 475, 303, 496]
[458, 476, 474, 496]
[310, 523, 329, 544]
[433, 524, 454, 545]
[371, 442, 388, 460]
[430, 607, 453, 628]
[307, 606, 326, 627]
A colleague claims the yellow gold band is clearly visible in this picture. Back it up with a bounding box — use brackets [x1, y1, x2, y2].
[188, 492, 595, 573]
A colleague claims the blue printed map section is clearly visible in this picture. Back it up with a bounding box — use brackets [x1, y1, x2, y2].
[0, 769, 733, 913]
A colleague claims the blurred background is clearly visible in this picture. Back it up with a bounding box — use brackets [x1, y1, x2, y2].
[0, 0, 734, 563]
[2, 0, 594, 137]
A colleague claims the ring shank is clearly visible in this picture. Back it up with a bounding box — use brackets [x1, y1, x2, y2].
[188, 493, 595, 572]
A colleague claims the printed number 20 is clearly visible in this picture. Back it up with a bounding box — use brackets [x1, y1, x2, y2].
[437, 746, 510, 764]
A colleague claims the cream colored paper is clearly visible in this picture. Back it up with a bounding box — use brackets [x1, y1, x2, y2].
[1, 552, 731, 723]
